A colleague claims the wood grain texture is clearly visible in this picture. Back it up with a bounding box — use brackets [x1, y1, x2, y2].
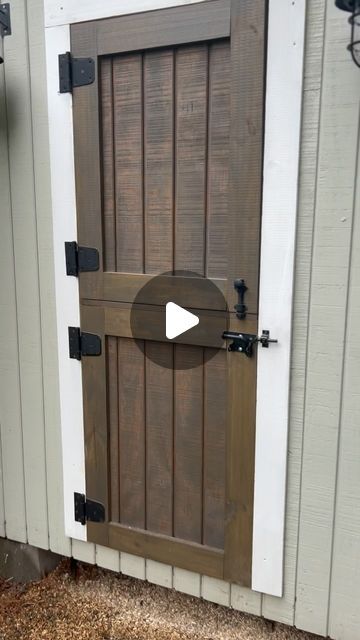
[109, 522, 224, 578]
[223, 0, 265, 587]
[175, 45, 207, 274]
[100, 57, 116, 272]
[144, 50, 174, 274]
[203, 350, 226, 549]
[206, 41, 230, 280]
[96, 0, 230, 56]
[145, 343, 174, 535]
[227, 0, 265, 315]
[118, 338, 146, 529]
[107, 337, 119, 522]
[81, 305, 109, 547]
[113, 54, 144, 274]
[174, 346, 204, 543]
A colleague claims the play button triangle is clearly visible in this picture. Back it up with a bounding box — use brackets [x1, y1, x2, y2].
[166, 302, 199, 340]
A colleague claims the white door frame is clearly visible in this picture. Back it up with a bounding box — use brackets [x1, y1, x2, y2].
[44, 0, 306, 598]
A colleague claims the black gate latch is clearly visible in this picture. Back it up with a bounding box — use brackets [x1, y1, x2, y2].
[222, 330, 278, 357]
[74, 493, 105, 525]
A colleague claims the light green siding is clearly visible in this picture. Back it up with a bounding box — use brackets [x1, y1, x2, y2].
[0, 1, 359, 638]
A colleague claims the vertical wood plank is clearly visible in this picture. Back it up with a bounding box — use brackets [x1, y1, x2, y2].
[223, 0, 265, 586]
[206, 41, 230, 280]
[107, 337, 119, 522]
[295, 2, 360, 634]
[144, 49, 174, 274]
[145, 343, 173, 535]
[3, 0, 49, 549]
[203, 349, 226, 549]
[113, 54, 144, 274]
[227, 0, 265, 314]
[174, 346, 203, 543]
[118, 338, 146, 528]
[100, 57, 116, 272]
[224, 348, 257, 587]
[81, 306, 109, 547]
[175, 45, 208, 274]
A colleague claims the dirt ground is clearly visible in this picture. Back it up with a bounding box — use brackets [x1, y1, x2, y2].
[0, 560, 320, 640]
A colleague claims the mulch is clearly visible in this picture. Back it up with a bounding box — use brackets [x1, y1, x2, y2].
[0, 559, 320, 640]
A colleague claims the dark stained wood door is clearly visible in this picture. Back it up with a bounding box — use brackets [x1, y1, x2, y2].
[71, 0, 266, 586]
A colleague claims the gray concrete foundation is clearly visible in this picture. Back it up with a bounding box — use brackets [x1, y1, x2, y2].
[0, 538, 62, 583]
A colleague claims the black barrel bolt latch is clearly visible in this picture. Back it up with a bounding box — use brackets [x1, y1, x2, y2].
[222, 330, 278, 357]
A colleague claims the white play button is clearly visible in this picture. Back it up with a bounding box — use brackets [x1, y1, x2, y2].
[166, 302, 199, 340]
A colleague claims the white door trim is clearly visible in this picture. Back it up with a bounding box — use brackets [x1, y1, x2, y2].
[252, 0, 306, 597]
[44, 0, 306, 597]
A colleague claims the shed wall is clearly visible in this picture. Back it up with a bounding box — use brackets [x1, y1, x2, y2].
[0, 1, 359, 638]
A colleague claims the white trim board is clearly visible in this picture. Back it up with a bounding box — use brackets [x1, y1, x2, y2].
[44, 0, 306, 597]
[45, 24, 86, 542]
[252, 0, 306, 597]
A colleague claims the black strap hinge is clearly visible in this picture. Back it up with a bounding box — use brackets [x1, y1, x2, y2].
[59, 52, 95, 93]
[74, 492, 105, 525]
[68, 327, 101, 361]
[65, 241, 99, 277]
[0, 4, 11, 36]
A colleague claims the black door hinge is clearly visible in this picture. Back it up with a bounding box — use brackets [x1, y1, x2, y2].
[65, 241, 99, 277]
[68, 327, 101, 360]
[74, 492, 105, 525]
[0, 4, 11, 36]
[59, 52, 95, 93]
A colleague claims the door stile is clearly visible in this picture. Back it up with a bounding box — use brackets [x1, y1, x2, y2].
[71, 22, 104, 301]
[81, 305, 109, 547]
[224, 0, 267, 586]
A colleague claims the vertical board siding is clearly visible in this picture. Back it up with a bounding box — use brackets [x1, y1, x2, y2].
[2, 0, 48, 549]
[1, 1, 360, 639]
[26, 0, 71, 557]
[0, 47, 26, 543]
[328, 132, 360, 640]
[295, 2, 360, 636]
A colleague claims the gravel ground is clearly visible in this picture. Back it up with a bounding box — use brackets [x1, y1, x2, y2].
[0, 560, 320, 640]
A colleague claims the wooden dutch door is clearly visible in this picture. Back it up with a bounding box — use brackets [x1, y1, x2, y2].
[71, 0, 266, 586]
